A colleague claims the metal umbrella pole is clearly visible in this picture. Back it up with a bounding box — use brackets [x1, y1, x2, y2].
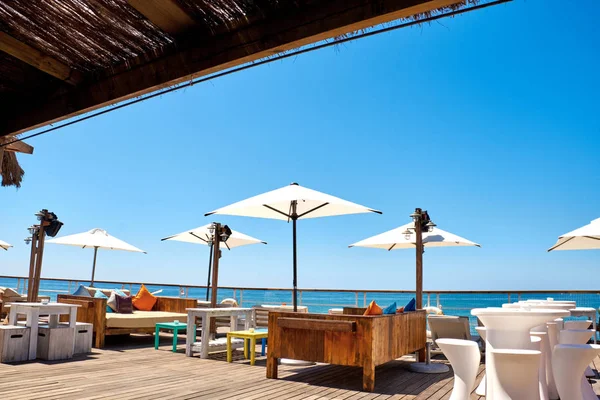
[90, 246, 99, 286]
[205, 243, 213, 301]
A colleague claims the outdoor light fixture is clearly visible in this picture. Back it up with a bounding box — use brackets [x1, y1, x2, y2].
[24, 237, 31, 245]
[410, 211, 420, 221]
[207, 223, 216, 235]
[425, 221, 437, 232]
[220, 225, 232, 242]
[403, 229, 412, 240]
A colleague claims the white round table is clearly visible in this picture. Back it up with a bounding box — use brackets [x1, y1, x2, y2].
[472, 308, 570, 400]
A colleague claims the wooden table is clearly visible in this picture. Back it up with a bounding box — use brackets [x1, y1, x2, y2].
[7, 302, 80, 360]
[227, 329, 268, 365]
[185, 307, 254, 358]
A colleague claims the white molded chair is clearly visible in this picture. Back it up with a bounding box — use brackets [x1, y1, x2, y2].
[491, 349, 541, 400]
[436, 338, 480, 400]
[553, 344, 600, 400]
[565, 320, 592, 330]
[559, 329, 597, 400]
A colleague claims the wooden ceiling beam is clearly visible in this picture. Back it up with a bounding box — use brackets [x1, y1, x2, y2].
[4, 140, 34, 154]
[0, 32, 82, 85]
[127, 0, 196, 36]
[0, 0, 470, 138]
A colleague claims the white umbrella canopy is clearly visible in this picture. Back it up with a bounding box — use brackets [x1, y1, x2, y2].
[162, 224, 266, 301]
[349, 222, 481, 250]
[0, 240, 12, 250]
[47, 228, 146, 285]
[548, 218, 600, 251]
[205, 182, 381, 220]
[161, 224, 266, 249]
[206, 182, 381, 310]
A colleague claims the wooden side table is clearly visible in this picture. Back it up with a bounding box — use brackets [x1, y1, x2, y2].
[227, 329, 268, 366]
[155, 322, 193, 352]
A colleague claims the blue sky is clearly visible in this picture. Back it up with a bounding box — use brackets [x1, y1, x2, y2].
[1, 0, 599, 290]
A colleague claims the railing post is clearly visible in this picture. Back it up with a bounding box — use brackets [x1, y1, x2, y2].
[427, 293, 431, 307]
[518, 292, 521, 301]
[299, 290, 303, 306]
[436, 293, 440, 308]
[363, 292, 367, 307]
[240, 289, 243, 308]
[508, 293, 511, 303]
[233, 289, 236, 301]
[355, 291, 359, 307]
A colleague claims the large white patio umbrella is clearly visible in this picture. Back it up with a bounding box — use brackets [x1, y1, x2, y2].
[47, 228, 146, 285]
[0, 240, 12, 250]
[162, 224, 266, 300]
[548, 217, 600, 251]
[349, 222, 481, 250]
[206, 182, 381, 311]
[350, 215, 479, 373]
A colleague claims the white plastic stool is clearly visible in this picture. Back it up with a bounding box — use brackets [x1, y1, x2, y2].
[553, 344, 600, 400]
[437, 338, 481, 400]
[531, 332, 549, 400]
[546, 322, 560, 400]
[475, 327, 486, 397]
[559, 329, 596, 400]
[563, 321, 595, 377]
[565, 320, 592, 330]
[559, 329, 595, 346]
[491, 349, 541, 400]
[554, 318, 564, 331]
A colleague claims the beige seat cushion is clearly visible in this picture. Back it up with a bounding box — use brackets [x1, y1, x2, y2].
[0, 287, 21, 298]
[106, 311, 187, 329]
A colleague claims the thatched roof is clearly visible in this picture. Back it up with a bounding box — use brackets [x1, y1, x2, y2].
[0, 141, 24, 188]
[0, 0, 507, 141]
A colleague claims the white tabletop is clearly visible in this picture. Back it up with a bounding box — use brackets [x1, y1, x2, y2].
[6, 302, 80, 309]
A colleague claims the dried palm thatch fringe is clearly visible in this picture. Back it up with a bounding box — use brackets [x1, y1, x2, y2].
[0, 138, 24, 188]
[334, 0, 480, 41]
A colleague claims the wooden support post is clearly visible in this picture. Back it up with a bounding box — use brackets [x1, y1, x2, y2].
[26, 231, 37, 301]
[31, 223, 47, 302]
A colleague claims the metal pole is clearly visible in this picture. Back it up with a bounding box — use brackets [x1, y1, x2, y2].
[291, 200, 298, 312]
[210, 224, 220, 308]
[206, 244, 213, 301]
[415, 208, 423, 310]
[90, 246, 98, 286]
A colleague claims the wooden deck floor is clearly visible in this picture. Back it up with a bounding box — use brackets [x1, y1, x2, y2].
[0, 334, 599, 399]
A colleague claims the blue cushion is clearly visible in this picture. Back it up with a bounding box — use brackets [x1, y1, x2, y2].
[94, 290, 113, 313]
[404, 298, 416, 312]
[72, 285, 91, 297]
[382, 302, 397, 315]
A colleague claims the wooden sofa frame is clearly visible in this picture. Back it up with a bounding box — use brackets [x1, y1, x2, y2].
[57, 294, 196, 348]
[266, 310, 427, 392]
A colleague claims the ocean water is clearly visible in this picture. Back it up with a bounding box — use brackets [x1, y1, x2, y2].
[2, 276, 598, 334]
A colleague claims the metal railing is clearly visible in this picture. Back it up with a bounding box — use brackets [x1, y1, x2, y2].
[1, 274, 598, 316]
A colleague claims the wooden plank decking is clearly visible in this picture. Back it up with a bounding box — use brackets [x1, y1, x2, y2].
[0, 334, 598, 399]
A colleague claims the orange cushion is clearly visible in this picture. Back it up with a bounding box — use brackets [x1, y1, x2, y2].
[363, 300, 383, 316]
[132, 284, 157, 311]
[396, 306, 405, 314]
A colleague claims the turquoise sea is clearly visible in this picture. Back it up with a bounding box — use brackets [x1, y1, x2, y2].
[2, 276, 598, 334]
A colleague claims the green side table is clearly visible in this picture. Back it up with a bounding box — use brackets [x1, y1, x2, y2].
[155, 322, 194, 352]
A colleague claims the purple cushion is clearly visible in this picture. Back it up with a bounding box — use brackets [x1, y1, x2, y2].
[115, 294, 133, 314]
